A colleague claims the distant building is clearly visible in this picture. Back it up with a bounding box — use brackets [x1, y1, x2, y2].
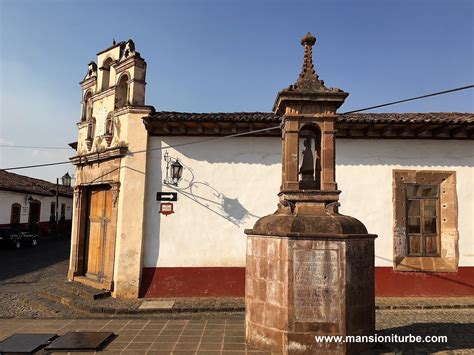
[0, 170, 73, 235]
[68, 39, 474, 299]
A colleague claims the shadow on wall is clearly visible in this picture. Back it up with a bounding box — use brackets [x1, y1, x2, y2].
[167, 137, 280, 165]
[336, 139, 474, 167]
[160, 137, 279, 226]
[169, 164, 260, 227]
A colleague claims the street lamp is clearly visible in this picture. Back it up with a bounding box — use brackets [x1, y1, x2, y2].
[61, 172, 72, 187]
[163, 151, 184, 186]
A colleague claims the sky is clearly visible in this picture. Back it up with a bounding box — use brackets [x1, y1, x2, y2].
[0, 0, 473, 182]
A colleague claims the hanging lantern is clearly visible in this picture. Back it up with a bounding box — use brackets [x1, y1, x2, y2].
[163, 151, 184, 186]
[171, 159, 183, 185]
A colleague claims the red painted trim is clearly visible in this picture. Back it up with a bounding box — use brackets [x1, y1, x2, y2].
[375, 267, 474, 297]
[140, 267, 245, 298]
[140, 266, 474, 298]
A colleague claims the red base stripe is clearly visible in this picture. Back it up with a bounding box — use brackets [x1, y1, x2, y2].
[140, 266, 474, 298]
[140, 267, 245, 298]
[375, 266, 474, 297]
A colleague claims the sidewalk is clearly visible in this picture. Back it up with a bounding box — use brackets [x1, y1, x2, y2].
[1, 308, 473, 354]
[20, 276, 474, 317]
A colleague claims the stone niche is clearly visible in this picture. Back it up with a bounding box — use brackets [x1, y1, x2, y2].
[246, 227, 376, 354]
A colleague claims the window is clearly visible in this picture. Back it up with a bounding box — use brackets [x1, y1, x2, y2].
[393, 170, 458, 272]
[406, 184, 439, 256]
[50, 202, 56, 222]
[81, 91, 92, 122]
[10, 203, 21, 225]
[87, 117, 96, 140]
[61, 203, 66, 221]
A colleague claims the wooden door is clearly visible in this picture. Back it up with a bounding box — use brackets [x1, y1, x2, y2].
[85, 187, 112, 280]
[28, 200, 41, 233]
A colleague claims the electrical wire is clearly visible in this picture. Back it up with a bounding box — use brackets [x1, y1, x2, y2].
[342, 85, 474, 114]
[1, 84, 472, 171]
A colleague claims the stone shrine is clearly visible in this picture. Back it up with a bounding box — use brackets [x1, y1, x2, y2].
[244, 33, 377, 354]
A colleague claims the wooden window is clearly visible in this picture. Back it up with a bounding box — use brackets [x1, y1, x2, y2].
[10, 203, 21, 225]
[393, 170, 458, 272]
[406, 184, 440, 256]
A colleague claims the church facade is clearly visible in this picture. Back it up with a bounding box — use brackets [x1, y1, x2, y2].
[68, 39, 474, 299]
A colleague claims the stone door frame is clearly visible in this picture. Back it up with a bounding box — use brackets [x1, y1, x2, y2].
[68, 181, 120, 291]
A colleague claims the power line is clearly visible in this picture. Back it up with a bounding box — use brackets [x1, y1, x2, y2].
[0, 145, 71, 150]
[342, 85, 474, 114]
[2, 161, 71, 171]
[2, 84, 472, 171]
[1, 127, 281, 171]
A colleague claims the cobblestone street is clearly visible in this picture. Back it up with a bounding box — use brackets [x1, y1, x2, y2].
[0, 236, 71, 317]
[0, 309, 473, 354]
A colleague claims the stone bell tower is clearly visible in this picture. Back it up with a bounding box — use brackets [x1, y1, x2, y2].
[244, 33, 377, 354]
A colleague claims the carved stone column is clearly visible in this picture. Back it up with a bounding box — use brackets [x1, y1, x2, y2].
[68, 186, 86, 280]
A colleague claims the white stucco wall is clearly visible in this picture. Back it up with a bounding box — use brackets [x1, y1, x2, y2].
[143, 138, 474, 268]
[0, 190, 73, 224]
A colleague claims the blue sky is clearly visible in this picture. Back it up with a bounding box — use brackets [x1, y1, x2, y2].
[0, 0, 473, 182]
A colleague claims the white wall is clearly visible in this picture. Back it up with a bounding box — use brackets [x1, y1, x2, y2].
[0, 190, 73, 224]
[336, 139, 474, 267]
[143, 137, 281, 268]
[143, 138, 474, 268]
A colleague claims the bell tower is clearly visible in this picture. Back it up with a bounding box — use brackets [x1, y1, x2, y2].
[245, 33, 377, 354]
[77, 39, 147, 153]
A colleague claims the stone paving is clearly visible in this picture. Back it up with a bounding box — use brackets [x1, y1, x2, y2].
[0, 308, 473, 354]
[0, 236, 70, 317]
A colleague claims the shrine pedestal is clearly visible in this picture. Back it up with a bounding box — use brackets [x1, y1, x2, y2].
[245, 214, 376, 354]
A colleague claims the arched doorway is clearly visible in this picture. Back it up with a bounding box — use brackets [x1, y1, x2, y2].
[28, 200, 41, 233]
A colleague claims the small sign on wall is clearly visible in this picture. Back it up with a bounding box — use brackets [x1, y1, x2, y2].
[21, 206, 28, 215]
[159, 202, 174, 216]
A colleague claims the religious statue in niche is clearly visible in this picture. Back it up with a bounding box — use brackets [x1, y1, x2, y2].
[299, 127, 321, 189]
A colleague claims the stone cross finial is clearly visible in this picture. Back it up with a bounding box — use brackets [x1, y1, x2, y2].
[294, 32, 325, 91]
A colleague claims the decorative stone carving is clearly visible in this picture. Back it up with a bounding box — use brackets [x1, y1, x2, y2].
[73, 186, 82, 208]
[120, 39, 140, 61]
[85, 137, 93, 151]
[104, 112, 114, 146]
[83, 61, 97, 80]
[111, 183, 120, 207]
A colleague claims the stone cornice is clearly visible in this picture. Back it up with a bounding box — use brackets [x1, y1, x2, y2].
[114, 56, 146, 74]
[76, 121, 88, 128]
[92, 87, 115, 101]
[70, 146, 128, 166]
[114, 105, 155, 117]
[80, 77, 96, 90]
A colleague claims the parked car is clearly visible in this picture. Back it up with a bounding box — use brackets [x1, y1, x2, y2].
[0, 227, 38, 249]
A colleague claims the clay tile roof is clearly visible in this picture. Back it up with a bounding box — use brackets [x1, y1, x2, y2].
[338, 112, 474, 124]
[147, 111, 473, 124]
[0, 170, 73, 197]
[149, 111, 281, 123]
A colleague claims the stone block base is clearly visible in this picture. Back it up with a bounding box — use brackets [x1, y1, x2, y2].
[245, 235, 376, 354]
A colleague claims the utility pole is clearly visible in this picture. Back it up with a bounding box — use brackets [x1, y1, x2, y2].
[56, 178, 59, 236]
